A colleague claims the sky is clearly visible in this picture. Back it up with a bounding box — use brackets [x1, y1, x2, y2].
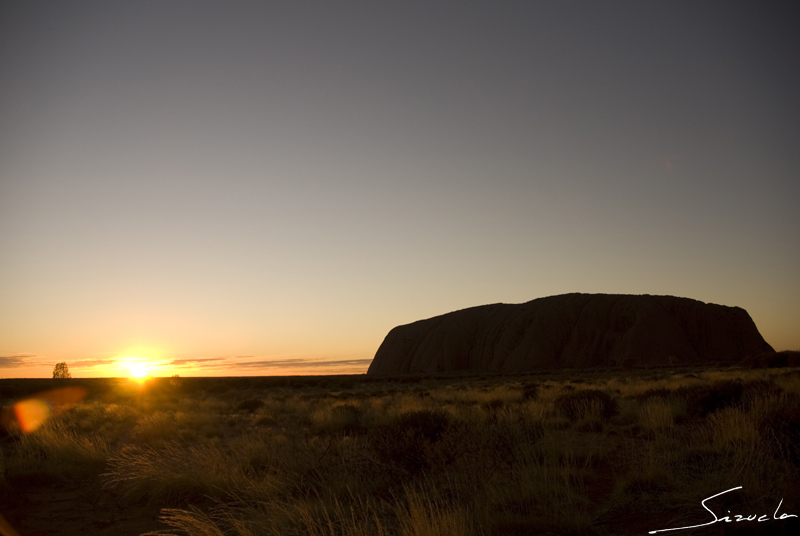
[1, 1, 798, 378]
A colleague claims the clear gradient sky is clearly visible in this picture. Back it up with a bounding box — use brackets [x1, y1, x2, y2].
[1, 1, 798, 378]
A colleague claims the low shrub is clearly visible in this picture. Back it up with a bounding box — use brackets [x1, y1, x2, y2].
[554, 390, 618, 422]
[399, 375, 424, 384]
[481, 399, 505, 412]
[203, 382, 231, 395]
[740, 380, 783, 410]
[3, 420, 109, 484]
[369, 410, 450, 474]
[132, 411, 175, 444]
[635, 387, 674, 403]
[575, 418, 604, 433]
[236, 398, 264, 413]
[320, 403, 365, 436]
[758, 403, 800, 466]
[677, 381, 744, 419]
[102, 441, 259, 505]
[742, 350, 800, 369]
[522, 383, 539, 401]
[678, 447, 724, 477]
[254, 415, 277, 427]
[636, 398, 677, 431]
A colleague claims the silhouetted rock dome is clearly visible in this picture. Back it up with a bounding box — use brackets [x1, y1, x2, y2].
[367, 293, 773, 375]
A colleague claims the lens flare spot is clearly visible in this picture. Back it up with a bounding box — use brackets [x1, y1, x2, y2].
[14, 399, 51, 433]
[1, 387, 86, 435]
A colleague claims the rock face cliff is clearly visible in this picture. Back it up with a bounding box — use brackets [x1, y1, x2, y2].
[367, 293, 773, 375]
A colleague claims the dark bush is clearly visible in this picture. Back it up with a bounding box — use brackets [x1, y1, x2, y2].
[254, 415, 277, 427]
[575, 418, 604, 433]
[332, 378, 355, 390]
[326, 404, 365, 436]
[554, 390, 618, 422]
[399, 375, 423, 384]
[236, 398, 264, 413]
[522, 383, 539, 401]
[635, 387, 675, 403]
[741, 379, 777, 393]
[741, 353, 766, 368]
[679, 447, 724, 477]
[741, 379, 783, 408]
[760, 352, 786, 368]
[204, 381, 231, 395]
[369, 410, 450, 474]
[482, 399, 505, 412]
[288, 378, 314, 389]
[232, 378, 258, 390]
[677, 381, 744, 419]
[742, 350, 800, 369]
[758, 399, 800, 466]
[395, 410, 449, 442]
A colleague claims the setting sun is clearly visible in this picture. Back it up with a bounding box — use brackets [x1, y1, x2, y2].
[117, 355, 156, 384]
[127, 361, 149, 379]
[113, 346, 165, 380]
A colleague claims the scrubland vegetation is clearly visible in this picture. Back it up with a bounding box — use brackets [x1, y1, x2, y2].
[2, 359, 800, 535]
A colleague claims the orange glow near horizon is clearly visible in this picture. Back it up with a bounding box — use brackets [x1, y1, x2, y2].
[113, 346, 166, 382]
[126, 360, 151, 385]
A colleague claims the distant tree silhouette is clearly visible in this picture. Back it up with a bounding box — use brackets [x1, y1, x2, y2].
[52, 362, 71, 379]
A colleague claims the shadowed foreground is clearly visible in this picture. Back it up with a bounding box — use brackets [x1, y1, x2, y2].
[1, 361, 800, 535]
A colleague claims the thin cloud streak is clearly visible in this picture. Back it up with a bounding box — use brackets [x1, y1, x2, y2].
[69, 359, 118, 368]
[0, 355, 117, 370]
[234, 358, 374, 369]
[166, 356, 374, 376]
[169, 358, 227, 366]
[0, 355, 34, 368]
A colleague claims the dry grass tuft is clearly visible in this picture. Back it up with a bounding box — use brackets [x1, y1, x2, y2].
[398, 486, 476, 536]
[4, 420, 108, 483]
[102, 440, 281, 505]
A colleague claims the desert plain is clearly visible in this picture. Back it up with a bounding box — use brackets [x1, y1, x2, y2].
[2, 356, 800, 536]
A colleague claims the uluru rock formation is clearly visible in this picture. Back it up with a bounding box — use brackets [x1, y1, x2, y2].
[367, 293, 773, 375]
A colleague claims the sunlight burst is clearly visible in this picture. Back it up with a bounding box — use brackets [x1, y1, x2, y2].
[120, 358, 153, 385]
[128, 361, 149, 379]
[115, 346, 164, 383]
